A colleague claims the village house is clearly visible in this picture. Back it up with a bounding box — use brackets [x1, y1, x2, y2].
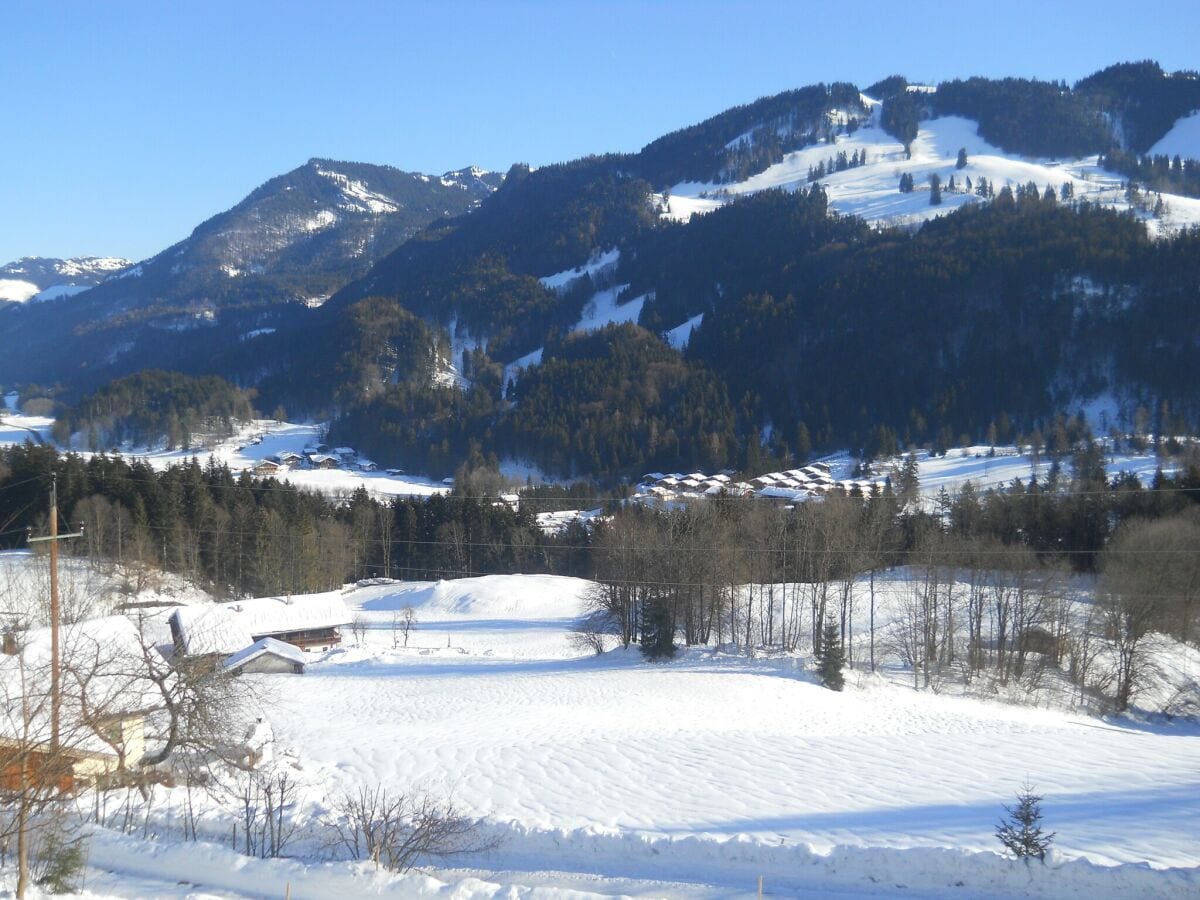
[307, 453, 341, 470]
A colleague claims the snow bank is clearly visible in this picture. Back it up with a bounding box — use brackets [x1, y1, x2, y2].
[347, 574, 591, 620]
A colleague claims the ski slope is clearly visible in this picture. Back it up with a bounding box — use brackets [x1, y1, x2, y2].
[666, 113, 1200, 236]
[1149, 109, 1200, 160]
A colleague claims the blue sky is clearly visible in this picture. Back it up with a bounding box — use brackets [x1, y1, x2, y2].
[4, 0, 1199, 264]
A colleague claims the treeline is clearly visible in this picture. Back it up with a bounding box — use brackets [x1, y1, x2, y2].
[1099, 149, 1200, 199]
[931, 77, 1111, 159]
[0, 444, 546, 599]
[333, 188, 1200, 479]
[1075, 60, 1200, 154]
[4, 441, 1198, 710]
[51, 370, 255, 451]
[637, 82, 864, 185]
[586, 443, 1200, 711]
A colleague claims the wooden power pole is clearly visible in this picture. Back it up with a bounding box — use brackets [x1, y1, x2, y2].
[27, 474, 84, 750]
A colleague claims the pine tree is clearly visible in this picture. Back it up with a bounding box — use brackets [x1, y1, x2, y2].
[956, 147, 968, 169]
[640, 595, 676, 660]
[929, 173, 942, 205]
[996, 785, 1055, 861]
[815, 617, 846, 690]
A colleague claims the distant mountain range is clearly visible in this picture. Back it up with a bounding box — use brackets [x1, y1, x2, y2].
[6, 60, 1200, 480]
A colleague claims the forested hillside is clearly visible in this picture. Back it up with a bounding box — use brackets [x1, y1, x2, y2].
[10, 63, 1200, 484]
[51, 370, 256, 450]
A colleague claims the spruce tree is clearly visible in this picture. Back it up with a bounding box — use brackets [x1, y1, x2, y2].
[929, 173, 942, 205]
[640, 595, 676, 660]
[996, 785, 1055, 862]
[956, 147, 968, 169]
[815, 617, 846, 691]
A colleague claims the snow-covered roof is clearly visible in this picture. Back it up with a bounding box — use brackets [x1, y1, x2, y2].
[222, 637, 306, 673]
[171, 594, 351, 655]
[170, 605, 252, 656]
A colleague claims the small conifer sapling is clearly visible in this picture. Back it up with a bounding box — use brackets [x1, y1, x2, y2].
[996, 784, 1055, 862]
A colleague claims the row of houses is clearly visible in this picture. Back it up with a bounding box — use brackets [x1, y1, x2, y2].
[634, 463, 884, 506]
[249, 445, 380, 477]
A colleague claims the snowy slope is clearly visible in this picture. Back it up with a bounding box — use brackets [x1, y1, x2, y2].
[1149, 109, 1200, 159]
[667, 113, 1200, 235]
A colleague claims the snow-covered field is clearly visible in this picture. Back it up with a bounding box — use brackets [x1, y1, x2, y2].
[3, 562, 1199, 896]
[666, 112, 1200, 237]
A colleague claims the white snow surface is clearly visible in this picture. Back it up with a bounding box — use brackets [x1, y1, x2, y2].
[666, 114, 1200, 235]
[1149, 109, 1200, 160]
[539, 248, 620, 291]
[263, 577, 1200, 873]
[3, 570, 1199, 896]
[32, 283, 91, 301]
[570, 284, 645, 334]
[666, 313, 704, 350]
[0, 278, 40, 302]
[315, 165, 400, 214]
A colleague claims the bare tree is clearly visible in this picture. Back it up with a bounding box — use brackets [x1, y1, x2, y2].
[324, 785, 497, 873]
[1099, 517, 1198, 711]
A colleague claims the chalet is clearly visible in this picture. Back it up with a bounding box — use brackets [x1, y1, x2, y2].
[222, 638, 306, 676]
[333, 447, 357, 460]
[169, 593, 352, 661]
[252, 460, 281, 476]
[358, 460, 378, 472]
[274, 451, 303, 465]
[307, 453, 340, 469]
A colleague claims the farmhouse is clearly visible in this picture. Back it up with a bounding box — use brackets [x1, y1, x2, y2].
[252, 459, 281, 476]
[169, 593, 352, 661]
[307, 453, 340, 469]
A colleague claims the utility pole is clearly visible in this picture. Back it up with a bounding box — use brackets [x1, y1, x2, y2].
[27, 475, 84, 750]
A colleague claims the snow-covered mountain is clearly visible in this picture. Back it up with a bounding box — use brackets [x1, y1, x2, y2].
[0, 255, 131, 303]
[0, 159, 502, 385]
